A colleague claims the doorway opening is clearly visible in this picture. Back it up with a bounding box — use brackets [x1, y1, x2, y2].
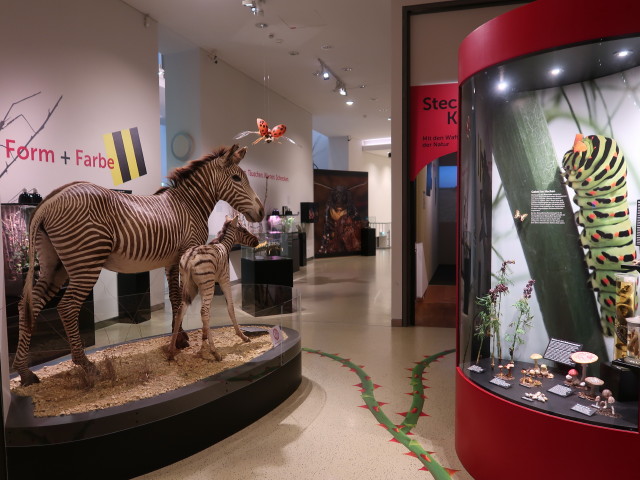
[415, 153, 457, 327]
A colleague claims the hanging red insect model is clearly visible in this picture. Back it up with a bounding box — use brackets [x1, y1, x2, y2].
[234, 118, 298, 146]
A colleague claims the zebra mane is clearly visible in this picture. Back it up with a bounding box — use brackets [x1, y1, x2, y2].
[156, 145, 234, 194]
[208, 217, 234, 245]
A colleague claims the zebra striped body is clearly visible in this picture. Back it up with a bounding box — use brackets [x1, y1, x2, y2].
[562, 134, 636, 335]
[14, 145, 264, 386]
[167, 216, 259, 360]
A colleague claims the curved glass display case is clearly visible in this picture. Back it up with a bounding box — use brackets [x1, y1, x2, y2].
[455, 1, 640, 478]
[459, 34, 640, 431]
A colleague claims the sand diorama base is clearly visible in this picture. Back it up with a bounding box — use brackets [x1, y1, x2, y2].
[10, 326, 279, 417]
[5, 325, 302, 480]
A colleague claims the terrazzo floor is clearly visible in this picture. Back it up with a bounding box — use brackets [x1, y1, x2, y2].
[95, 250, 471, 479]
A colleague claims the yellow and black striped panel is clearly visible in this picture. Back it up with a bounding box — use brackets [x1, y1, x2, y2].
[103, 127, 147, 186]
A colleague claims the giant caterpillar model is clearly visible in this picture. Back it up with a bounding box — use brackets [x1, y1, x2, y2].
[562, 134, 636, 335]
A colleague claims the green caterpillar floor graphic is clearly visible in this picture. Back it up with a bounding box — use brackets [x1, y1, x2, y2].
[303, 347, 458, 479]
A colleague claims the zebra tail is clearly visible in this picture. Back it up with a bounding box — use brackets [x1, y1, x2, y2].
[22, 208, 43, 333]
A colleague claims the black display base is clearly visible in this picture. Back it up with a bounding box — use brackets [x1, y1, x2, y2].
[361, 227, 376, 256]
[6, 327, 301, 480]
[242, 284, 293, 316]
[6, 288, 94, 368]
[601, 360, 639, 402]
[117, 272, 151, 323]
[241, 257, 293, 317]
[299, 231, 307, 266]
[290, 233, 300, 273]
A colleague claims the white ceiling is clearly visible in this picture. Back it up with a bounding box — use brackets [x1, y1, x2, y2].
[123, 0, 392, 144]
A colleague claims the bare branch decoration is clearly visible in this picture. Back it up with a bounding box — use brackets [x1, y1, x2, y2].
[0, 94, 63, 179]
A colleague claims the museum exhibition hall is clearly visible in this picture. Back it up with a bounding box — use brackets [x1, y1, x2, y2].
[2, 1, 640, 479]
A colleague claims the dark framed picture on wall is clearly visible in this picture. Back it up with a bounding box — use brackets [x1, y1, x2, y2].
[300, 202, 319, 223]
[313, 169, 368, 258]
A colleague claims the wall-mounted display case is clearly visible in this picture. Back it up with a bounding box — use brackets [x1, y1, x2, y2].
[456, 1, 640, 478]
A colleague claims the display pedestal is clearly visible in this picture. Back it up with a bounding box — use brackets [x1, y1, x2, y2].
[6, 327, 301, 480]
[289, 233, 300, 273]
[7, 287, 94, 367]
[456, 368, 639, 479]
[240, 257, 293, 316]
[117, 272, 150, 323]
[360, 227, 376, 256]
[602, 360, 639, 402]
[299, 231, 307, 266]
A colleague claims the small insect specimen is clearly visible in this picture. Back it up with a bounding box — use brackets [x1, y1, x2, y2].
[514, 210, 528, 222]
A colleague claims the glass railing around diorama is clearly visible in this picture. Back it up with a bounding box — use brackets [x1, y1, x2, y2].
[3, 282, 301, 387]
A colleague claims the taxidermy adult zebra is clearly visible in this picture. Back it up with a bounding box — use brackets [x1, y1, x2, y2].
[167, 215, 259, 361]
[14, 144, 264, 386]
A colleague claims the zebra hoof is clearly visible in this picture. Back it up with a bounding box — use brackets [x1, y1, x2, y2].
[176, 331, 190, 349]
[83, 361, 100, 378]
[21, 370, 40, 386]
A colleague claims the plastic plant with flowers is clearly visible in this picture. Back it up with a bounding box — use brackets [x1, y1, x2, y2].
[475, 260, 514, 367]
[505, 279, 535, 362]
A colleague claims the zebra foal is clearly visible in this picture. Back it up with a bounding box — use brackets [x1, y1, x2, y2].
[167, 215, 259, 360]
[14, 145, 264, 386]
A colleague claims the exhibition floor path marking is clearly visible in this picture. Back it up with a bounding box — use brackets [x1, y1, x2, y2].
[303, 347, 458, 479]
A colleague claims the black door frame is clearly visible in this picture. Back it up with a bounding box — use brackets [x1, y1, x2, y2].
[400, 0, 530, 326]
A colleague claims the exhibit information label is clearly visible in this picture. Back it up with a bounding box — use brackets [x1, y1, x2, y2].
[489, 377, 512, 389]
[548, 384, 574, 397]
[530, 190, 568, 225]
[571, 404, 596, 416]
[269, 325, 283, 347]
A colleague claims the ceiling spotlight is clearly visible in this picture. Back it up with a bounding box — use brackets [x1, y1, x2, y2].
[242, 0, 263, 15]
[346, 100, 354, 106]
[615, 50, 632, 58]
[317, 58, 351, 98]
[255, 22, 268, 28]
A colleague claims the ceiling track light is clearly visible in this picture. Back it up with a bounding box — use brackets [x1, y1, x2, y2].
[241, 0, 264, 16]
[317, 58, 351, 99]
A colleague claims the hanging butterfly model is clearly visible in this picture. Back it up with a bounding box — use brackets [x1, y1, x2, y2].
[234, 118, 298, 146]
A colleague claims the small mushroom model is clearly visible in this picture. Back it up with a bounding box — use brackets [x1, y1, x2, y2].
[596, 389, 616, 415]
[566, 368, 580, 386]
[584, 377, 604, 397]
[530, 353, 542, 369]
[570, 351, 599, 384]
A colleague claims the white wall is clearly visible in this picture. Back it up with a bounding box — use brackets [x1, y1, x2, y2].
[348, 140, 392, 223]
[414, 160, 439, 290]
[0, 0, 163, 322]
[162, 42, 315, 273]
